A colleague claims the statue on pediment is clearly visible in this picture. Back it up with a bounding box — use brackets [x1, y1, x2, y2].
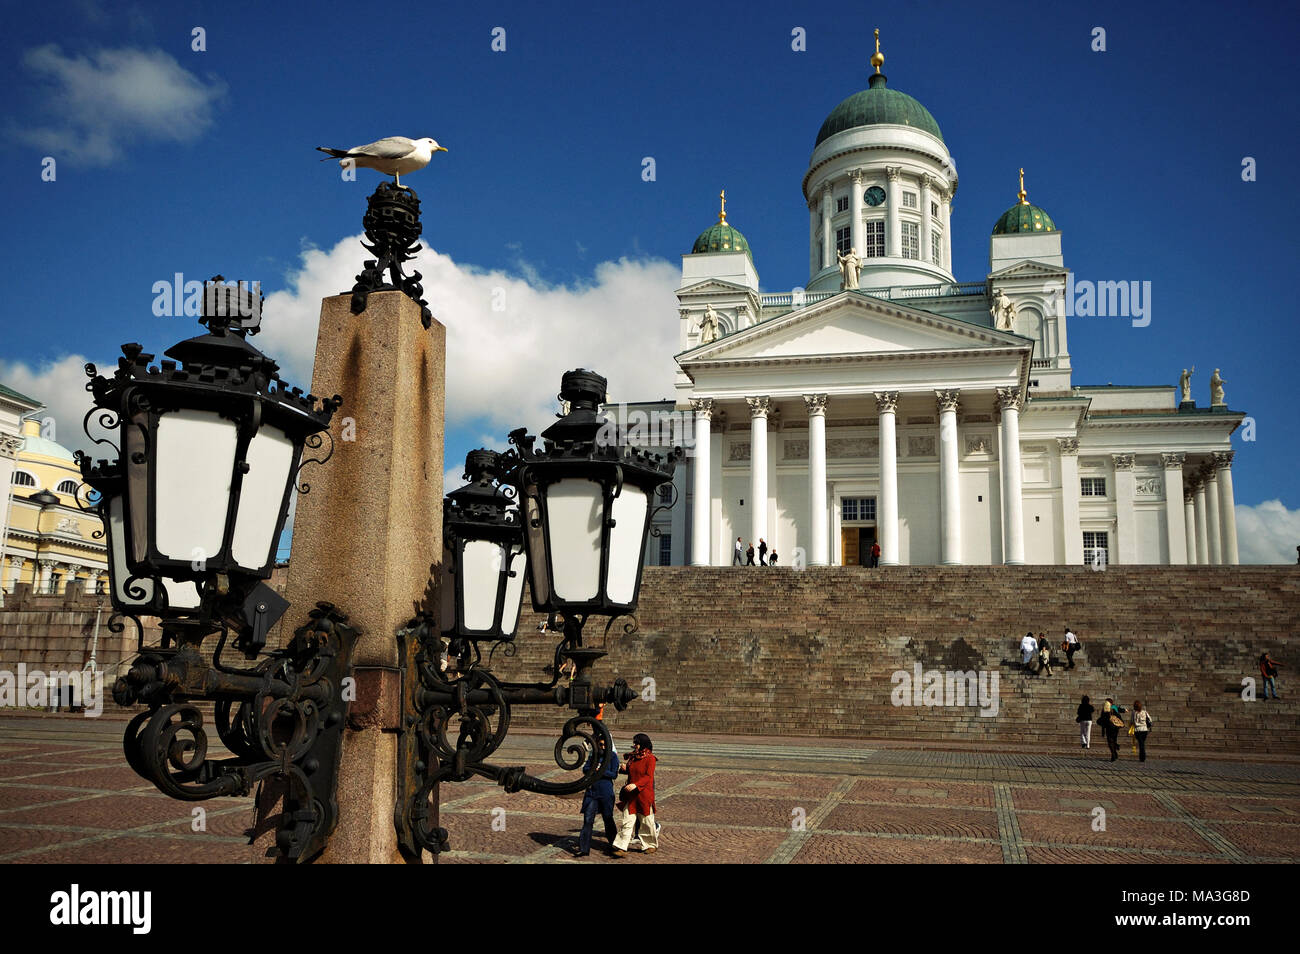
[1179, 366, 1194, 404]
[991, 287, 1016, 331]
[698, 303, 719, 343]
[1210, 368, 1226, 407]
[837, 247, 862, 290]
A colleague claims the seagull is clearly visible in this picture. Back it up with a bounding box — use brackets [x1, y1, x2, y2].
[316, 136, 448, 187]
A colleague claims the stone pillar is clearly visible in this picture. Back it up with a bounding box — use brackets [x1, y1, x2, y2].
[1202, 465, 1222, 564]
[804, 394, 829, 566]
[1192, 477, 1210, 565]
[1160, 454, 1188, 564]
[690, 398, 713, 566]
[849, 171, 864, 259]
[747, 396, 770, 556]
[1214, 451, 1238, 565]
[941, 190, 953, 273]
[256, 290, 445, 865]
[809, 204, 819, 278]
[921, 175, 935, 264]
[874, 391, 900, 566]
[936, 389, 962, 564]
[996, 388, 1025, 564]
[1112, 455, 1137, 565]
[1058, 438, 1083, 564]
[5, 557, 22, 591]
[38, 561, 53, 593]
[1183, 488, 1198, 565]
[820, 185, 834, 274]
[885, 167, 902, 259]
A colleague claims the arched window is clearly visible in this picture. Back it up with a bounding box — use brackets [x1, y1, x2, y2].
[11, 471, 36, 488]
[56, 479, 81, 495]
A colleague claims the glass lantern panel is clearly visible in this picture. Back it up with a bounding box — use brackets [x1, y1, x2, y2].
[606, 485, 648, 605]
[154, 409, 238, 562]
[109, 495, 154, 607]
[523, 487, 550, 602]
[126, 412, 149, 564]
[545, 478, 602, 602]
[230, 424, 295, 570]
[161, 578, 202, 610]
[461, 540, 505, 631]
[500, 545, 527, 636]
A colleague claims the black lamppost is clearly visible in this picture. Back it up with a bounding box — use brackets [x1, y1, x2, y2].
[73, 279, 359, 862]
[397, 369, 679, 858]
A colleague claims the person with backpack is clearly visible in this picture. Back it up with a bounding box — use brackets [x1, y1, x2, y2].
[1130, 701, 1154, 762]
[1099, 698, 1127, 761]
[1076, 695, 1095, 749]
[1260, 653, 1283, 700]
[1063, 627, 1080, 669]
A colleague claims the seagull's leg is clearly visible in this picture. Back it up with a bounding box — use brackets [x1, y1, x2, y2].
[394, 171, 401, 188]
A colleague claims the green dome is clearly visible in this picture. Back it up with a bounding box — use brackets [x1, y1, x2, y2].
[691, 221, 752, 259]
[20, 435, 75, 463]
[815, 73, 943, 147]
[992, 201, 1057, 235]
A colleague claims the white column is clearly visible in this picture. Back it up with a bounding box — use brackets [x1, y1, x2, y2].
[941, 190, 953, 273]
[1162, 453, 1188, 564]
[1214, 452, 1238, 564]
[1113, 455, 1137, 565]
[1203, 466, 1222, 565]
[805, 394, 829, 566]
[690, 398, 713, 566]
[6, 557, 24, 591]
[849, 171, 864, 259]
[936, 389, 962, 564]
[921, 175, 935, 264]
[1058, 439, 1083, 564]
[747, 396, 770, 555]
[38, 560, 53, 593]
[809, 204, 819, 278]
[820, 185, 834, 274]
[1183, 488, 1198, 565]
[885, 167, 901, 259]
[1193, 477, 1210, 565]
[996, 388, 1025, 564]
[875, 392, 900, 565]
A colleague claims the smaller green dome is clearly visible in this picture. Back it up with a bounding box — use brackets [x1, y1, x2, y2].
[691, 222, 752, 259]
[992, 202, 1056, 235]
[20, 435, 76, 463]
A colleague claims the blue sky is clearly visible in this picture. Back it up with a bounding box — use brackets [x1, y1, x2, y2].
[2, 0, 1297, 560]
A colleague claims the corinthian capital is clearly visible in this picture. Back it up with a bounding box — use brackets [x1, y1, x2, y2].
[873, 391, 899, 415]
[1213, 450, 1234, 470]
[689, 397, 715, 419]
[885, 166, 902, 182]
[1057, 438, 1080, 456]
[803, 393, 829, 415]
[746, 395, 771, 418]
[1112, 454, 1136, 471]
[935, 389, 961, 414]
[1161, 452, 1186, 469]
[995, 387, 1022, 413]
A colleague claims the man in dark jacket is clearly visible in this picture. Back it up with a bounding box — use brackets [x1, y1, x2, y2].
[573, 739, 620, 857]
[758, 539, 768, 565]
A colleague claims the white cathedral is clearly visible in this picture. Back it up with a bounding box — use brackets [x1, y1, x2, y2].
[638, 36, 1244, 569]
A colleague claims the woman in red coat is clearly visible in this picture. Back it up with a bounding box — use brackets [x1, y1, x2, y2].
[612, 733, 658, 855]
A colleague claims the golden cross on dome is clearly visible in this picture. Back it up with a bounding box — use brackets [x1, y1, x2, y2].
[719, 189, 727, 224]
[871, 28, 884, 74]
[1017, 168, 1028, 205]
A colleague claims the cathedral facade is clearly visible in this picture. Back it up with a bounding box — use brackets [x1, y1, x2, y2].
[644, 40, 1243, 569]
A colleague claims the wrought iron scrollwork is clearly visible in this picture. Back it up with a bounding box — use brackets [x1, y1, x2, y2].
[395, 612, 634, 860]
[349, 181, 434, 328]
[295, 427, 336, 495]
[114, 601, 359, 862]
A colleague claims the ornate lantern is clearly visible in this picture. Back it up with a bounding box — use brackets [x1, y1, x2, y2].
[440, 449, 527, 643]
[504, 369, 678, 622]
[80, 302, 340, 586]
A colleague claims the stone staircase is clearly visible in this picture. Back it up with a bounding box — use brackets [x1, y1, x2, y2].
[504, 566, 1300, 755]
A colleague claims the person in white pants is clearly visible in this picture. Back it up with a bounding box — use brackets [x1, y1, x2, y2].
[1077, 695, 1095, 749]
[612, 733, 658, 856]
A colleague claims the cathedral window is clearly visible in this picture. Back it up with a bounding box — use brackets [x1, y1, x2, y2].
[864, 220, 885, 257]
[1081, 477, 1107, 497]
[902, 191, 918, 209]
[1083, 531, 1109, 566]
[11, 471, 35, 487]
[931, 230, 942, 266]
[57, 479, 80, 495]
[835, 196, 849, 213]
[841, 497, 876, 521]
[835, 227, 852, 255]
[659, 534, 672, 566]
[901, 221, 920, 259]
[930, 201, 940, 217]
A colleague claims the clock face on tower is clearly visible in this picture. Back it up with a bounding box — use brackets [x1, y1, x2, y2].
[864, 186, 886, 207]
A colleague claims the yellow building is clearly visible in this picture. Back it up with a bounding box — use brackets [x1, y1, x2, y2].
[1, 397, 107, 596]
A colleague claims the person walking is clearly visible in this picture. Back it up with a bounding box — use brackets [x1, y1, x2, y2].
[1076, 695, 1094, 749]
[572, 740, 620, 857]
[1019, 632, 1038, 674]
[1099, 697, 1127, 762]
[870, 540, 881, 568]
[745, 543, 756, 566]
[1260, 652, 1283, 700]
[733, 536, 744, 566]
[758, 539, 768, 566]
[1130, 701, 1153, 762]
[1037, 633, 1053, 677]
[1063, 627, 1080, 669]
[613, 733, 658, 856]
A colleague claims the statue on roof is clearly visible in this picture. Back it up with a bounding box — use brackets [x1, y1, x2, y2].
[1210, 368, 1226, 407]
[698, 303, 720, 344]
[991, 287, 1016, 330]
[837, 247, 862, 290]
[1179, 366, 1195, 404]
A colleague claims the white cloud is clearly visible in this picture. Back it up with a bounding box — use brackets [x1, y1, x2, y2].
[0, 354, 102, 454]
[16, 45, 226, 165]
[1235, 500, 1300, 564]
[258, 235, 682, 443]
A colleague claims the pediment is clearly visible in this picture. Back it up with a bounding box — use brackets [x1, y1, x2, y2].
[679, 292, 1028, 364]
[988, 260, 1067, 281]
[677, 278, 754, 298]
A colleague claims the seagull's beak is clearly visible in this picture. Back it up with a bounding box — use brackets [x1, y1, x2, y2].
[436, 146, 448, 152]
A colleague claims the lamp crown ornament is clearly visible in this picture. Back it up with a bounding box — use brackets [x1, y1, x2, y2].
[349, 182, 434, 328]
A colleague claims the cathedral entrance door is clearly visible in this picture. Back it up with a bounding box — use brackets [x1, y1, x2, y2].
[841, 526, 877, 565]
